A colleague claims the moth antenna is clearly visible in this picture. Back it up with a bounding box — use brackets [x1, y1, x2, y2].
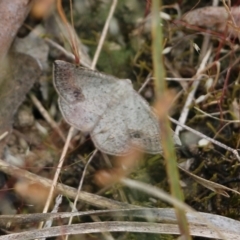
[56, 0, 80, 64]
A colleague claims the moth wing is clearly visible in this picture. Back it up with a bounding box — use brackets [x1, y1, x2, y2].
[126, 92, 181, 150]
[124, 92, 163, 154]
[59, 97, 104, 132]
[53, 60, 125, 105]
[90, 98, 131, 156]
[53, 60, 85, 103]
[91, 89, 162, 155]
[54, 61, 131, 132]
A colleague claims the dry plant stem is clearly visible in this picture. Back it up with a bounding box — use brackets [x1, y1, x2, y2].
[0, 222, 233, 240]
[0, 131, 8, 141]
[0, 156, 230, 239]
[90, 215, 115, 240]
[56, 0, 79, 62]
[175, 47, 212, 135]
[194, 107, 240, 123]
[211, 61, 220, 90]
[0, 159, 132, 209]
[164, 58, 187, 90]
[91, 0, 118, 69]
[165, 77, 201, 82]
[199, 35, 211, 64]
[151, 0, 191, 238]
[169, 117, 240, 161]
[0, 161, 228, 240]
[65, 149, 98, 240]
[222, 0, 237, 28]
[121, 178, 194, 212]
[121, 178, 226, 240]
[213, 0, 220, 6]
[0, 208, 239, 234]
[138, 74, 152, 93]
[0, 0, 32, 62]
[45, 37, 93, 68]
[43, 195, 62, 230]
[40, 127, 75, 223]
[213, 122, 233, 140]
[45, 38, 75, 62]
[30, 94, 67, 143]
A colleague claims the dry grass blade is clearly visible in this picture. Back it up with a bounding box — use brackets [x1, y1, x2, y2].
[1, 156, 237, 239]
[0, 208, 237, 227]
[178, 165, 240, 197]
[121, 178, 227, 240]
[0, 159, 133, 209]
[1, 221, 240, 240]
[41, 127, 75, 218]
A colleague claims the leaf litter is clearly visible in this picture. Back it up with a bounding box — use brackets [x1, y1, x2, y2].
[0, 1, 239, 239]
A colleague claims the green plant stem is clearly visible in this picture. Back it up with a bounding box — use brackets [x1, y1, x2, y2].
[151, 0, 192, 239]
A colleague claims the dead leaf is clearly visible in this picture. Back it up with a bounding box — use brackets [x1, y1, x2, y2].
[13, 26, 49, 71]
[0, 52, 41, 154]
[183, 6, 240, 39]
[0, 0, 32, 62]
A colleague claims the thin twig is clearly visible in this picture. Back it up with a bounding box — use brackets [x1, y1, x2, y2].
[138, 73, 152, 93]
[40, 127, 75, 226]
[194, 107, 240, 123]
[30, 94, 67, 143]
[175, 47, 212, 135]
[121, 178, 226, 240]
[0, 159, 134, 209]
[91, 0, 118, 69]
[45, 38, 75, 62]
[42, 195, 62, 234]
[0, 131, 8, 141]
[65, 149, 97, 240]
[170, 117, 240, 161]
[90, 215, 115, 240]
